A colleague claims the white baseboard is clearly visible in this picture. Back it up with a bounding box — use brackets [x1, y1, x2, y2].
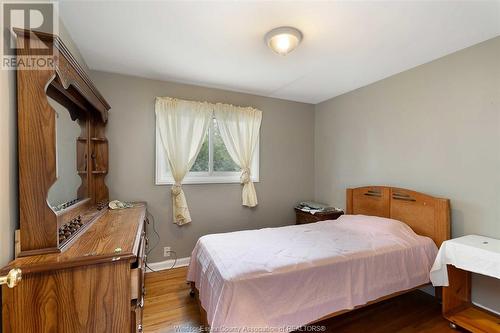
[472, 301, 500, 316]
[146, 256, 190, 273]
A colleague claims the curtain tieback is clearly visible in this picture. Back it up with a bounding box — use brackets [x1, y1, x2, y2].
[171, 183, 182, 196]
[240, 168, 251, 184]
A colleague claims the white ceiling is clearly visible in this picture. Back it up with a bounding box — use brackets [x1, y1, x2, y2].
[60, 1, 500, 104]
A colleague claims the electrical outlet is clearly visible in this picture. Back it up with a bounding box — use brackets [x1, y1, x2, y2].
[163, 246, 171, 257]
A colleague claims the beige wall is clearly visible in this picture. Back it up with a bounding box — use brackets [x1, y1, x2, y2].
[314, 36, 500, 312]
[0, 63, 17, 267]
[89, 70, 315, 262]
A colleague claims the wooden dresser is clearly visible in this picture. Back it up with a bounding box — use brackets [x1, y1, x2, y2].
[1, 204, 148, 333]
[1, 29, 146, 332]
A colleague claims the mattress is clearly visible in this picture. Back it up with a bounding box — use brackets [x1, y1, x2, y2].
[187, 214, 438, 331]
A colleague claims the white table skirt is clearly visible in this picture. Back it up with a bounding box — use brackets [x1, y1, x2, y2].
[430, 235, 500, 286]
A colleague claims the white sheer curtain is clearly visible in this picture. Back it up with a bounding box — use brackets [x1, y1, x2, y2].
[155, 97, 212, 225]
[214, 104, 262, 207]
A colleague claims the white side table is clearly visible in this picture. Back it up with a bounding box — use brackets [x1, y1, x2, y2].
[430, 235, 500, 332]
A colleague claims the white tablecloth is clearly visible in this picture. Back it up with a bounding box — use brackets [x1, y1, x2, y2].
[430, 235, 500, 286]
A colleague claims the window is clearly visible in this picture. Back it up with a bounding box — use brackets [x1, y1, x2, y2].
[156, 118, 259, 184]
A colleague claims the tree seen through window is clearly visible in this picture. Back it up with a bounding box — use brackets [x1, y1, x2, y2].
[191, 118, 239, 173]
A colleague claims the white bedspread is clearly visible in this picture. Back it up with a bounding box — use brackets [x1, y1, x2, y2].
[187, 215, 438, 331]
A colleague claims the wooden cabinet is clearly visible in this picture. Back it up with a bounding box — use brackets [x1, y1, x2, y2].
[294, 208, 344, 224]
[443, 266, 500, 333]
[431, 236, 500, 332]
[1, 204, 148, 333]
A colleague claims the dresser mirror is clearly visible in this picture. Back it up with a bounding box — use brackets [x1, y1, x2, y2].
[47, 97, 86, 212]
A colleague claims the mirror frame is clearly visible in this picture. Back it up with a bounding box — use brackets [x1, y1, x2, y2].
[15, 29, 111, 256]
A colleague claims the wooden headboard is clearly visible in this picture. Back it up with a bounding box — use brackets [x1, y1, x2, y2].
[346, 186, 450, 247]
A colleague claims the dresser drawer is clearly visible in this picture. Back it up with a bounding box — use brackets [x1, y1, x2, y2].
[131, 303, 144, 333]
[131, 234, 146, 300]
[130, 268, 142, 300]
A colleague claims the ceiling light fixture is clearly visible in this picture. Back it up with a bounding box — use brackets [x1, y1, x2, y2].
[265, 26, 303, 56]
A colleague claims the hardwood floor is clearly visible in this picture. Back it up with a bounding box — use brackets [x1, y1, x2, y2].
[143, 267, 466, 333]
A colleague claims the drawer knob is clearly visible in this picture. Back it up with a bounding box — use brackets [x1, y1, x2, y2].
[0, 268, 22, 288]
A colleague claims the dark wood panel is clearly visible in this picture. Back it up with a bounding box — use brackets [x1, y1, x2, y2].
[294, 208, 343, 224]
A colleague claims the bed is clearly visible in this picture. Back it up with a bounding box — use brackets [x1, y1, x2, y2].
[187, 186, 451, 330]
